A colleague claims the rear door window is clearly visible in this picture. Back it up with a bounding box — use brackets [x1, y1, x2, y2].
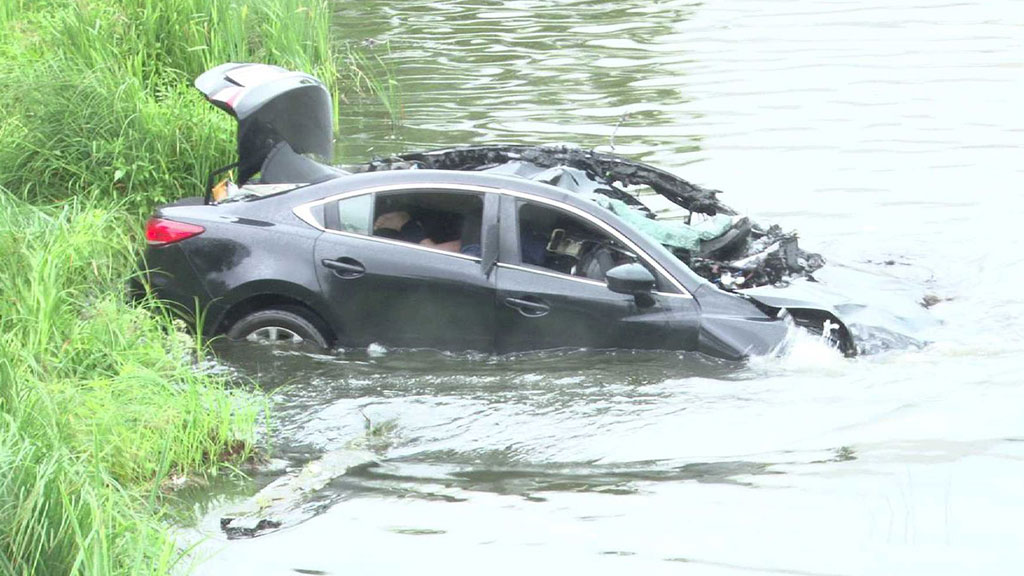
[371, 191, 484, 258]
[325, 189, 485, 259]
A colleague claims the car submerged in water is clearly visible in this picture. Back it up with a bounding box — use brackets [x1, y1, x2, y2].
[141, 62, 863, 361]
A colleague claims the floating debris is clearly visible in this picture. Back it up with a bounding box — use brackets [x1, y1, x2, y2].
[220, 448, 378, 539]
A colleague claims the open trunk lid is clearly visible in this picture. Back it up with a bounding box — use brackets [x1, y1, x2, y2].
[195, 63, 334, 188]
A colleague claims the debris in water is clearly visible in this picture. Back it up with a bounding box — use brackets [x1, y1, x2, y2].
[921, 293, 951, 308]
[220, 448, 378, 539]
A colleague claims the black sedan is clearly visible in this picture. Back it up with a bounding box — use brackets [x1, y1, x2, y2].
[140, 63, 855, 360]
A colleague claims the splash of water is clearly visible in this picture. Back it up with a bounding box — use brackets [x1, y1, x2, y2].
[749, 319, 848, 374]
[366, 342, 388, 357]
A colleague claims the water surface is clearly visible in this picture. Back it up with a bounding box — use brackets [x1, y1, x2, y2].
[192, 1, 1024, 574]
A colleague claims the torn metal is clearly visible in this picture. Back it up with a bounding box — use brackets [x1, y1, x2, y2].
[344, 144, 824, 290]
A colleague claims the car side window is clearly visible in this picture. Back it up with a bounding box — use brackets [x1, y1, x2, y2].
[335, 194, 373, 234]
[516, 201, 640, 282]
[327, 190, 484, 259]
[372, 191, 484, 257]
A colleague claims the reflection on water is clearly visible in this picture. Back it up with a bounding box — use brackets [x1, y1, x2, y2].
[346, 457, 785, 499]
[335, 0, 705, 160]
[192, 0, 1024, 574]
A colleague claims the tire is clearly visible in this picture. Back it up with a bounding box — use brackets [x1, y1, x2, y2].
[226, 308, 329, 348]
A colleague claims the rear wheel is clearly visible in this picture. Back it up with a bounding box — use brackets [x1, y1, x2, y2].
[226, 309, 329, 348]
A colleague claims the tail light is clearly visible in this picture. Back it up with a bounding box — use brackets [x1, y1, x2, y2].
[145, 217, 205, 245]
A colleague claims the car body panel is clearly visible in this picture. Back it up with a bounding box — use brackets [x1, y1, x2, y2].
[143, 169, 834, 358]
[313, 230, 496, 350]
[151, 202, 328, 337]
[493, 264, 699, 352]
[143, 242, 211, 319]
[139, 63, 872, 358]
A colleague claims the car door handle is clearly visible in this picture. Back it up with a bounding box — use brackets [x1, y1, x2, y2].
[321, 257, 365, 278]
[505, 296, 550, 318]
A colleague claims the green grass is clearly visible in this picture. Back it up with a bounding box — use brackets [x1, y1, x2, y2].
[0, 197, 252, 480]
[0, 193, 264, 575]
[0, 415, 181, 576]
[0, 0, 349, 573]
[342, 40, 404, 130]
[0, 0, 341, 211]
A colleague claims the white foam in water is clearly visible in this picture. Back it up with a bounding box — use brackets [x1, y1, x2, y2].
[189, 1, 1024, 573]
[748, 321, 848, 374]
[366, 342, 388, 357]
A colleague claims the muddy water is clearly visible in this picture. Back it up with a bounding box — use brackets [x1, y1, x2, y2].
[191, 1, 1024, 574]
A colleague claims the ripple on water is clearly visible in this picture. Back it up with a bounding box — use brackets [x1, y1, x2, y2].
[192, 0, 1024, 572]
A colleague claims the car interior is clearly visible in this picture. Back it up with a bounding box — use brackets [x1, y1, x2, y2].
[372, 191, 484, 257]
[329, 192, 647, 283]
[517, 202, 637, 281]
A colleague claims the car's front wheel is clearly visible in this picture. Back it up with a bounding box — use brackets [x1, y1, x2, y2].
[227, 309, 329, 348]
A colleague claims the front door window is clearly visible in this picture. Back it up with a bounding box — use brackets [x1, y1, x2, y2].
[493, 196, 696, 352]
[515, 201, 672, 287]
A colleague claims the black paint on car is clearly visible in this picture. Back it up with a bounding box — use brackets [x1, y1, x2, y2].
[139, 63, 855, 360]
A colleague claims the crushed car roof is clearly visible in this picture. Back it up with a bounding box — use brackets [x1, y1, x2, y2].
[195, 63, 824, 292]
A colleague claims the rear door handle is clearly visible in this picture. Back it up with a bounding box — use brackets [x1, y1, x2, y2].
[505, 296, 550, 318]
[321, 257, 365, 279]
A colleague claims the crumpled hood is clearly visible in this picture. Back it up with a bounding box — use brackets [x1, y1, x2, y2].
[740, 263, 939, 354]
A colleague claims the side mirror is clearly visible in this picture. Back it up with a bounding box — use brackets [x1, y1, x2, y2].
[605, 263, 656, 307]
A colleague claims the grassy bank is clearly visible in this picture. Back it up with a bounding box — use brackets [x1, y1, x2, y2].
[0, 0, 338, 211]
[0, 0, 341, 573]
[0, 194, 263, 575]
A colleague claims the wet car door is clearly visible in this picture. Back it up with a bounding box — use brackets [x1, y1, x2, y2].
[494, 194, 701, 352]
[312, 188, 496, 351]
